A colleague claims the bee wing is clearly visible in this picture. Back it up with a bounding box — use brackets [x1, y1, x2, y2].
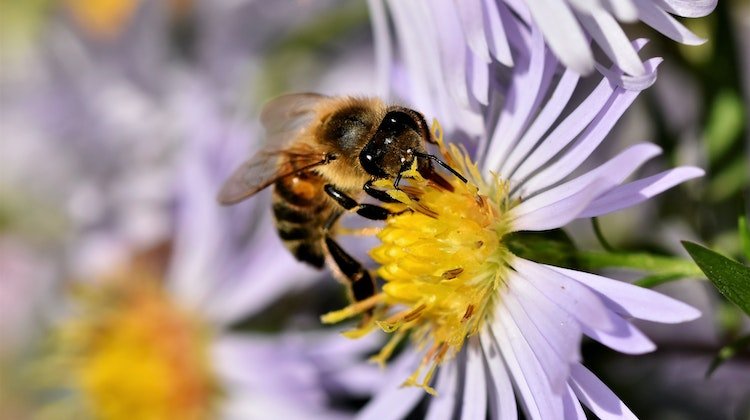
[217, 149, 329, 205]
[260, 92, 329, 134]
[217, 93, 330, 205]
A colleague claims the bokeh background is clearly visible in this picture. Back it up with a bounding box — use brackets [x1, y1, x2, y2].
[1, 0, 748, 419]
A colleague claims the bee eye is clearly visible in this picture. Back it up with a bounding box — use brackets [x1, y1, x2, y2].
[380, 111, 420, 134]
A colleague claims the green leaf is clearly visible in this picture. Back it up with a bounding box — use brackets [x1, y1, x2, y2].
[740, 215, 750, 262]
[704, 90, 745, 163]
[706, 334, 750, 378]
[504, 229, 577, 269]
[683, 241, 750, 315]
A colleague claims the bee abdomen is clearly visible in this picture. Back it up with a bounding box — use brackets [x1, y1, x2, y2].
[289, 240, 325, 268]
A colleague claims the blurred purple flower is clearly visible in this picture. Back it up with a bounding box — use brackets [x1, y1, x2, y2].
[368, 0, 715, 84]
[332, 4, 708, 420]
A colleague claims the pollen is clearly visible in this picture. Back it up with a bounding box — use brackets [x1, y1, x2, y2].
[37, 267, 220, 420]
[322, 121, 515, 393]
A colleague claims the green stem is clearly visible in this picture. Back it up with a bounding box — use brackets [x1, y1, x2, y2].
[591, 217, 615, 252]
[577, 251, 704, 278]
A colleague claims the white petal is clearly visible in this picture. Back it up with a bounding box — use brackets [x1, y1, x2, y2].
[569, 364, 637, 420]
[508, 272, 583, 365]
[467, 48, 490, 105]
[578, 166, 705, 217]
[479, 328, 518, 420]
[454, 0, 491, 63]
[522, 143, 662, 208]
[510, 177, 612, 231]
[604, 0, 639, 21]
[425, 362, 458, 420]
[655, 0, 717, 18]
[634, 0, 706, 45]
[367, 0, 393, 97]
[357, 352, 424, 420]
[503, 290, 572, 393]
[510, 77, 617, 183]
[482, 25, 550, 173]
[548, 266, 702, 323]
[563, 384, 587, 419]
[491, 304, 564, 420]
[578, 9, 646, 76]
[500, 68, 580, 176]
[461, 340, 489, 420]
[524, 0, 595, 74]
[582, 314, 657, 354]
[517, 87, 645, 195]
[512, 258, 616, 333]
[482, 0, 514, 66]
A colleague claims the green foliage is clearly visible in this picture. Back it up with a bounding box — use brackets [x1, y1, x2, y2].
[706, 334, 750, 378]
[705, 90, 745, 163]
[683, 241, 750, 315]
[503, 229, 577, 269]
[740, 215, 750, 262]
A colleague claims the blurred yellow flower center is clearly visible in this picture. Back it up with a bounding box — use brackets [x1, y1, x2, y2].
[45, 268, 219, 420]
[65, 0, 138, 39]
[322, 122, 515, 394]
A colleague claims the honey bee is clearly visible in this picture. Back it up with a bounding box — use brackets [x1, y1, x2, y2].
[218, 93, 465, 305]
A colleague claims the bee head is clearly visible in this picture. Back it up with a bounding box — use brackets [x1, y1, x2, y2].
[359, 109, 430, 179]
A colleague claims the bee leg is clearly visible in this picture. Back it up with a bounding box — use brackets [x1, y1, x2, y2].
[324, 184, 391, 221]
[364, 180, 400, 203]
[323, 236, 377, 307]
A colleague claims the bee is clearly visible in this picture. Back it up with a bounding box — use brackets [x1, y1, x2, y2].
[218, 93, 465, 305]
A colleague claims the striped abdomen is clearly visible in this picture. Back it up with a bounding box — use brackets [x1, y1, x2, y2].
[272, 167, 336, 268]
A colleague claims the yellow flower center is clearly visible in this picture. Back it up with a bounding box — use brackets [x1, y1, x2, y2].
[39, 267, 220, 420]
[322, 122, 515, 394]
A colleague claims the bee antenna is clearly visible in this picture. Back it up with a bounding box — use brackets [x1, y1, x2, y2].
[414, 152, 467, 184]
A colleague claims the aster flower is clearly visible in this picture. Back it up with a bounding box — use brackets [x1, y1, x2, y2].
[323, 5, 706, 419]
[368, 0, 715, 93]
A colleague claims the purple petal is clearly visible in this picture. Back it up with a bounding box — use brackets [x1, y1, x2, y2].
[523, 0, 595, 74]
[467, 48, 490, 105]
[511, 258, 616, 333]
[510, 177, 613, 231]
[461, 339, 489, 420]
[577, 9, 646, 76]
[508, 272, 583, 365]
[510, 77, 619, 183]
[482, 0, 514, 66]
[563, 384, 587, 419]
[490, 303, 564, 420]
[548, 266, 702, 323]
[522, 143, 662, 207]
[426, 362, 458, 420]
[634, 0, 706, 45]
[503, 289, 573, 393]
[367, 0, 393, 97]
[604, 0, 639, 21]
[499, 68, 580, 176]
[595, 54, 661, 91]
[578, 166, 705, 217]
[482, 24, 550, 172]
[582, 314, 658, 354]
[454, 0, 491, 63]
[479, 329, 518, 420]
[569, 364, 637, 420]
[656, 0, 717, 17]
[358, 351, 424, 420]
